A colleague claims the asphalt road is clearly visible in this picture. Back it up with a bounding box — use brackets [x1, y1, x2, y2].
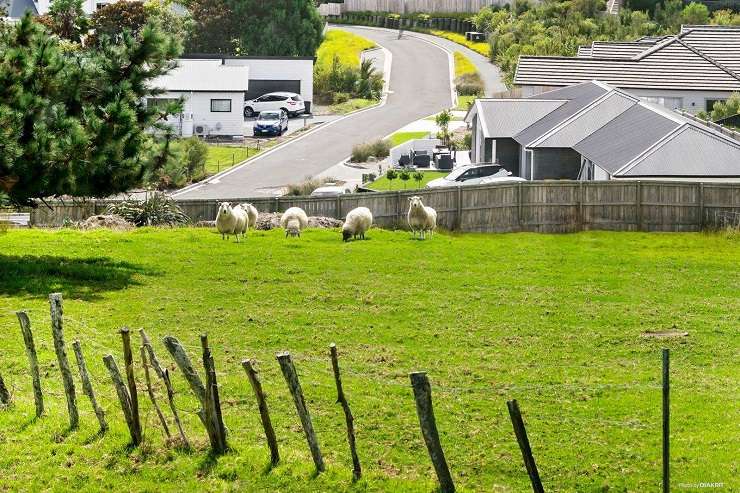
[174, 26, 454, 199]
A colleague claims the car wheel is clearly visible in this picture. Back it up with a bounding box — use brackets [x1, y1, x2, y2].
[244, 107, 255, 118]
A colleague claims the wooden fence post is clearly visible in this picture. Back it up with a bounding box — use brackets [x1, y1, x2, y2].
[518, 182, 524, 230]
[49, 293, 79, 429]
[120, 328, 141, 442]
[162, 335, 208, 429]
[201, 334, 228, 454]
[241, 359, 280, 466]
[103, 354, 141, 445]
[276, 352, 325, 473]
[141, 346, 171, 439]
[0, 373, 10, 405]
[16, 311, 43, 417]
[410, 372, 454, 493]
[698, 183, 705, 230]
[330, 344, 361, 481]
[455, 187, 463, 231]
[662, 348, 670, 493]
[72, 340, 107, 432]
[636, 181, 643, 231]
[507, 399, 544, 493]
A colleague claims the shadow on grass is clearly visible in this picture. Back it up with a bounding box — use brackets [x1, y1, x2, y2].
[197, 450, 221, 477]
[0, 255, 153, 300]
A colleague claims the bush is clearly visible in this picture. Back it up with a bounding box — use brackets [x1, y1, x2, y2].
[333, 92, 351, 104]
[351, 138, 391, 162]
[180, 137, 208, 181]
[455, 73, 484, 96]
[107, 193, 189, 227]
[285, 176, 337, 196]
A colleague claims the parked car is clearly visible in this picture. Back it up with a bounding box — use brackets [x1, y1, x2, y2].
[253, 110, 288, 136]
[426, 164, 525, 188]
[310, 184, 349, 197]
[244, 92, 305, 118]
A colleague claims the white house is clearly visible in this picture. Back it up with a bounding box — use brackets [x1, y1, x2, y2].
[514, 25, 740, 114]
[149, 59, 249, 138]
[183, 55, 315, 106]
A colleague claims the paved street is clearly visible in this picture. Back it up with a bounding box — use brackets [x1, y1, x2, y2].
[174, 26, 455, 199]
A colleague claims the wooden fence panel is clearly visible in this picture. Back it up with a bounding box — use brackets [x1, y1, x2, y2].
[582, 181, 638, 231]
[641, 182, 700, 232]
[460, 184, 518, 232]
[703, 183, 740, 227]
[521, 182, 580, 233]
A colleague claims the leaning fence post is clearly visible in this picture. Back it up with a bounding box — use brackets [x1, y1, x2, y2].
[162, 335, 208, 430]
[410, 372, 454, 493]
[0, 373, 10, 406]
[241, 359, 280, 466]
[276, 352, 325, 473]
[120, 328, 141, 442]
[662, 348, 670, 493]
[72, 340, 107, 432]
[141, 346, 171, 439]
[201, 334, 227, 454]
[507, 399, 544, 493]
[103, 354, 141, 445]
[49, 293, 79, 429]
[330, 343, 361, 481]
[17, 311, 43, 417]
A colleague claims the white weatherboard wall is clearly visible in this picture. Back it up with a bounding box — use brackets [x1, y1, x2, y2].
[159, 91, 245, 137]
[35, 0, 116, 15]
[222, 58, 314, 103]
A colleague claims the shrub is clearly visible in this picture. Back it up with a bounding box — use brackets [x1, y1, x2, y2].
[333, 92, 351, 104]
[455, 73, 485, 96]
[180, 137, 208, 181]
[107, 193, 189, 227]
[285, 176, 337, 196]
[351, 138, 391, 162]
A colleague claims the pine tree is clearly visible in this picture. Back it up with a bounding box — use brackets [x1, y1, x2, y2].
[0, 14, 181, 206]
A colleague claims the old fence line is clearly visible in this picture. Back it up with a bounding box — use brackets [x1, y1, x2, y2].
[29, 181, 740, 233]
[2, 294, 677, 492]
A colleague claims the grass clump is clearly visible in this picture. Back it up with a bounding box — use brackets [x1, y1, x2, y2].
[285, 176, 338, 196]
[388, 131, 430, 147]
[350, 138, 391, 162]
[453, 51, 484, 96]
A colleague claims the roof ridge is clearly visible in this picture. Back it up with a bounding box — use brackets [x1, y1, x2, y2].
[633, 35, 740, 80]
[674, 38, 740, 81]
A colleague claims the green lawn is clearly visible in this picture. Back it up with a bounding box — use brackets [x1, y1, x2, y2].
[317, 30, 377, 71]
[204, 145, 254, 175]
[456, 95, 476, 112]
[0, 229, 737, 492]
[388, 131, 431, 147]
[366, 171, 446, 191]
[453, 51, 477, 78]
[328, 98, 377, 115]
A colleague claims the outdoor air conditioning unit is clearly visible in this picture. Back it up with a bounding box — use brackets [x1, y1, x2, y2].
[194, 124, 209, 137]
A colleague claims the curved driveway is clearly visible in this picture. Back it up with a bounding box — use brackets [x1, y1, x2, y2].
[174, 26, 453, 199]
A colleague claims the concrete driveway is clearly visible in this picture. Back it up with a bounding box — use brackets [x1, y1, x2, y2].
[173, 26, 455, 199]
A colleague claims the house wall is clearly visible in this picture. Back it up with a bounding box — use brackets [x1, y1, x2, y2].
[223, 58, 314, 103]
[532, 148, 582, 180]
[159, 91, 245, 137]
[36, 0, 116, 15]
[519, 85, 735, 114]
[494, 138, 521, 175]
[483, 138, 493, 163]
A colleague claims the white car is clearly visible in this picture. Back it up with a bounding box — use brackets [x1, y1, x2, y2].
[244, 92, 305, 118]
[426, 164, 525, 188]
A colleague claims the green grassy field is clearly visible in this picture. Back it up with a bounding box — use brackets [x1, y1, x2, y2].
[388, 131, 431, 147]
[328, 98, 377, 115]
[366, 171, 447, 191]
[454, 51, 477, 78]
[317, 30, 377, 71]
[0, 228, 737, 492]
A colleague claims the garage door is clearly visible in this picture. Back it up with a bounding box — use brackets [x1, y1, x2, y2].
[246, 80, 301, 100]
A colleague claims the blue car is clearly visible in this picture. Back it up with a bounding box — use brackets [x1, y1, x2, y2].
[253, 110, 288, 136]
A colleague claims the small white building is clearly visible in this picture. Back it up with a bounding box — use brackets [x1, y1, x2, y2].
[149, 59, 249, 138]
[184, 55, 314, 106]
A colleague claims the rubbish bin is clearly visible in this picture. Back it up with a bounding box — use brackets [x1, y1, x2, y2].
[304, 101, 312, 114]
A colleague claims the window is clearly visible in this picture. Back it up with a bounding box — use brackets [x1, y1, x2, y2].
[210, 99, 231, 113]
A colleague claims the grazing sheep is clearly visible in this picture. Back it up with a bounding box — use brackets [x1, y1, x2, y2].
[342, 207, 373, 242]
[232, 205, 248, 242]
[239, 203, 259, 230]
[216, 202, 238, 240]
[407, 196, 437, 240]
[280, 207, 309, 238]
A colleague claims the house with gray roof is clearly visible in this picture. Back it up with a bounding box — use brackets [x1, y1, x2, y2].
[465, 80, 740, 182]
[515, 25, 740, 114]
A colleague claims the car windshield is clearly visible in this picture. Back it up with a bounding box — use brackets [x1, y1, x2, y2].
[258, 111, 280, 120]
[444, 167, 471, 180]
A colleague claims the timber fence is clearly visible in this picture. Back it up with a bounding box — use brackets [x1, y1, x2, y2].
[0, 294, 700, 491]
[29, 181, 740, 233]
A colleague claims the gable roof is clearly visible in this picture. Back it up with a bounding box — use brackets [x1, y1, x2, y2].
[515, 25, 740, 92]
[151, 59, 249, 93]
[466, 99, 566, 138]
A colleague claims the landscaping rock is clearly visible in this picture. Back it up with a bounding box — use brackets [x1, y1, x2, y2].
[256, 212, 342, 231]
[79, 214, 134, 231]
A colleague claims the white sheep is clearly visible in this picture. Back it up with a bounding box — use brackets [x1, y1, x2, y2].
[232, 205, 248, 242]
[216, 202, 238, 240]
[407, 196, 437, 240]
[239, 203, 259, 230]
[342, 207, 373, 241]
[280, 207, 309, 238]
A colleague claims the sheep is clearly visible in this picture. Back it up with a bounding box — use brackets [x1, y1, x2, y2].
[407, 196, 437, 240]
[280, 207, 309, 238]
[239, 203, 259, 230]
[232, 204, 248, 242]
[216, 202, 238, 240]
[342, 207, 373, 242]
